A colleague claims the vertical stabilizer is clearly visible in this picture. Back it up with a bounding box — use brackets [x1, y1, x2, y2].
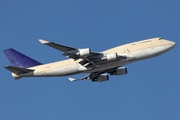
[3, 48, 42, 68]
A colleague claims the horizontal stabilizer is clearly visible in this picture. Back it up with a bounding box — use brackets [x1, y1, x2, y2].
[4, 66, 34, 74]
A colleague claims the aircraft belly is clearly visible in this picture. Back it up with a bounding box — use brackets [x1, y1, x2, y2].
[132, 46, 168, 61]
[149, 45, 171, 56]
[88, 60, 130, 73]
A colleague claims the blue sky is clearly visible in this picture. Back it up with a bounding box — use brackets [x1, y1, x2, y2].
[1, 0, 180, 120]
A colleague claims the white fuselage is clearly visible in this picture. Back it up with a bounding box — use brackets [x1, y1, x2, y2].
[12, 38, 176, 78]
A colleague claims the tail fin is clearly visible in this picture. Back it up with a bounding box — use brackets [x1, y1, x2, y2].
[3, 48, 42, 68]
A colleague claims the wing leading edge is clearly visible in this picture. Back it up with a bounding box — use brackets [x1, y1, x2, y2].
[39, 39, 76, 52]
[39, 39, 102, 60]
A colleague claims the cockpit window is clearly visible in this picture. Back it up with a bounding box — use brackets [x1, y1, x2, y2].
[159, 37, 163, 40]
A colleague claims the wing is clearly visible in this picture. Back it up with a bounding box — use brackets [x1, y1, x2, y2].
[68, 67, 120, 82]
[39, 39, 76, 52]
[39, 39, 105, 68]
[39, 39, 127, 68]
[39, 39, 102, 60]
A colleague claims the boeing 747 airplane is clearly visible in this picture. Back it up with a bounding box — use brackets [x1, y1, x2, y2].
[3, 37, 176, 82]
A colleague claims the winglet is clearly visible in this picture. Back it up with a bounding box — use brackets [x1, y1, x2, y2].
[68, 78, 79, 82]
[39, 39, 49, 44]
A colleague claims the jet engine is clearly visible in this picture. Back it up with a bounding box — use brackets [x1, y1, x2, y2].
[101, 53, 118, 61]
[93, 74, 109, 82]
[66, 48, 91, 58]
[76, 48, 91, 57]
[110, 67, 128, 76]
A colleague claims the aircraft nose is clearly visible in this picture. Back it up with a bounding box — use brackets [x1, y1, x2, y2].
[171, 41, 176, 47]
[168, 41, 176, 48]
[164, 40, 176, 51]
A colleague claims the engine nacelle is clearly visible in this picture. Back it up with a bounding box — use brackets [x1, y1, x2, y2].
[101, 53, 118, 61]
[110, 67, 128, 76]
[76, 48, 91, 57]
[96, 74, 109, 82]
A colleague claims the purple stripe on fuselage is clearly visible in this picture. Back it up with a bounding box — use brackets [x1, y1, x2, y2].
[3, 48, 42, 68]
